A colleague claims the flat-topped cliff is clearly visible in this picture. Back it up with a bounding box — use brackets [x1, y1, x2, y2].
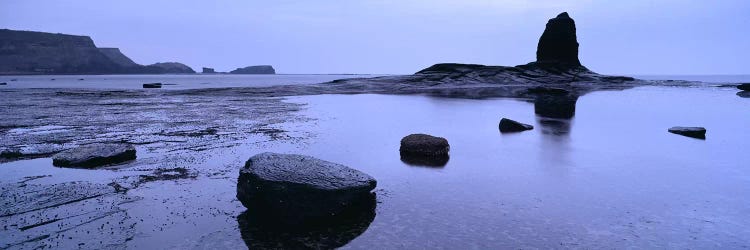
[0, 29, 193, 75]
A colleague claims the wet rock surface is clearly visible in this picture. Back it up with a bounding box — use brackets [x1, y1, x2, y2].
[668, 126, 707, 139]
[399, 134, 451, 167]
[737, 83, 750, 91]
[236, 152, 377, 221]
[400, 134, 450, 157]
[738, 91, 750, 98]
[52, 143, 136, 168]
[499, 118, 534, 133]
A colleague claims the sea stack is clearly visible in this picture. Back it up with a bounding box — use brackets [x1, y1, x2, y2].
[536, 12, 581, 66]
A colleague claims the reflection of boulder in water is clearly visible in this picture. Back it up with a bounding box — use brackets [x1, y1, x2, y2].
[534, 95, 578, 119]
[537, 118, 572, 136]
[737, 91, 750, 98]
[237, 193, 376, 249]
[400, 154, 449, 168]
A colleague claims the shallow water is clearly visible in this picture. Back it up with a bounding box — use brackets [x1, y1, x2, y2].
[273, 87, 749, 248]
[1, 84, 749, 249]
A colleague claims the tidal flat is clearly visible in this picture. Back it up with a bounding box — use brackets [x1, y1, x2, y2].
[1, 77, 748, 248]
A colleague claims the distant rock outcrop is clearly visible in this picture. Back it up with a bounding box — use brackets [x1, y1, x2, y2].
[202, 67, 216, 74]
[324, 12, 637, 99]
[146, 62, 195, 74]
[0, 29, 193, 75]
[230, 65, 275, 74]
[536, 12, 581, 66]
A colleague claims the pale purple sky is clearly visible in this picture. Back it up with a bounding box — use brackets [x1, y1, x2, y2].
[1, 0, 748, 74]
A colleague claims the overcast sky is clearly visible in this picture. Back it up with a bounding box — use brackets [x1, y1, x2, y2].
[1, 0, 748, 74]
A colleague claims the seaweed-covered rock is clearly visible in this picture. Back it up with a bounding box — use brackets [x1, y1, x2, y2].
[236, 152, 376, 221]
[499, 118, 534, 133]
[668, 127, 706, 139]
[52, 143, 136, 168]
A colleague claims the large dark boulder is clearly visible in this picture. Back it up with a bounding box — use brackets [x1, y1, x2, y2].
[668, 126, 706, 139]
[499, 118, 534, 133]
[230, 65, 276, 74]
[536, 12, 581, 66]
[52, 143, 136, 168]
[737, 83, 750, 91]
[236, 152, 376, 221]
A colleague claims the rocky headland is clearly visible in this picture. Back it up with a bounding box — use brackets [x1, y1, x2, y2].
[230, 65, 275, 74]
[0, 29, 194, 75]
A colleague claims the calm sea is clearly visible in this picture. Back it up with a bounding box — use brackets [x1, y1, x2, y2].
[0, 74, 747, 90]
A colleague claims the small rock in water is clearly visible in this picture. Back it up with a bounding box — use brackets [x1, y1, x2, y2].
[52, 143, 137, 168]
[400, 134, 450, 157]
[0, 82, 7, 85]
[668, 126, 706, 139]
[399, 134, 450, 167]
[499, 118, 534, 133]
[236, 152, 377, 221]
[737, 83, 750, 91]
[142, 83, 162, 88]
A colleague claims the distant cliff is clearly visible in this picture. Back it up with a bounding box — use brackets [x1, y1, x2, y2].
[146, 62, 195, 74]
[230, 65, 275, 74]
[0, 29, 193, 75]
[98, 48, 139, 68]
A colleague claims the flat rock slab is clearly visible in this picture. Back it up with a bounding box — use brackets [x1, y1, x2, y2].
[499, 118, 534, 133]
[737, 83, 750, 91]
[237, 152, 376, 220]
[142, 83, 162, 88]
[668, 126, 706, 139]
[52, 143, 136, 168]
